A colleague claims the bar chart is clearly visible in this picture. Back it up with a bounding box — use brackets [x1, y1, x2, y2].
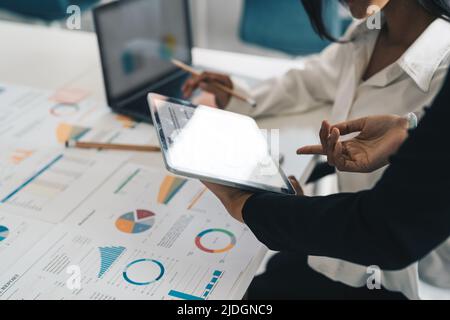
[168, 270, 224, 300]
[98, 246, 126, 278]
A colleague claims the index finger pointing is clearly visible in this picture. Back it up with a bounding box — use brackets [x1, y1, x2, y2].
[297, 145, 325, 155]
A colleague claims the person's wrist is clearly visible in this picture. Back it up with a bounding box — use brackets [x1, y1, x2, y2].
[227, 192, 252, 223]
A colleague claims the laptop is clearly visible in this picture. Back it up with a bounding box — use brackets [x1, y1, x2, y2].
[94, 0, 193, 123]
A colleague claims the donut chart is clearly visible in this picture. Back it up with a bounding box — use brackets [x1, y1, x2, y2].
[50, 103, 80, 117]
[123, 258, 165, 286]
[195, 228, 236, 253]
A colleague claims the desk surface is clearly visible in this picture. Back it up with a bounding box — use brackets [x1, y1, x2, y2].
[0, 20, 328, 299]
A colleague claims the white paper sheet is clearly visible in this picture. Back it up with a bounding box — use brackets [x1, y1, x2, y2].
[63, 162, 263, 267]
[0, 83, 106, 147]
[74, 112, 157, 146]
[0, 225, 250, 300]
[0, 211, 53, 274]
[0, 83, 265, 300]
[0, 149, 129, 223]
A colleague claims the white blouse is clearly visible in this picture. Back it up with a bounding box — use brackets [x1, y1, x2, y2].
[227, 18, 450, 299]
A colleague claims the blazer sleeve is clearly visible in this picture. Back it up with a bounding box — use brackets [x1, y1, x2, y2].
[242, 71, 450, 271]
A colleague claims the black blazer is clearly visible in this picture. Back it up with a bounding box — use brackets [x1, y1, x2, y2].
[243, 71, 450, 271]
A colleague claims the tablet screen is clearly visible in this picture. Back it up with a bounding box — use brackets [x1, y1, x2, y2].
[150, 94, 295, 195]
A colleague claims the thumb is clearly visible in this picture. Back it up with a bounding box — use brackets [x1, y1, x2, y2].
[288, 176, 304, 196]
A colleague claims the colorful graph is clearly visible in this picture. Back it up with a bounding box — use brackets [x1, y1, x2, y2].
[9, 149, 34, 165]
[114, 169, 140, 194]
[187, 187, 207, 210]
[0, 225, 9, 242]
[168, 270, 223, 300]
[159, 34, 177, 60]
[158, 176, 187, 205]
[115, 209, 155, 234]
[50, 103, 79, 117]
[56, 123, 90, 143]
[121, 49, 143, 75]
[115, 115, 137, 129]
[98, 246, 126, 278]
[195, 229, 236, 253]
[1, 154, 64, 203]
[123, 258, 165, 286]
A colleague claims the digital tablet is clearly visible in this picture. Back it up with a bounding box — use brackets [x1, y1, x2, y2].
[148, 93, 296, 195]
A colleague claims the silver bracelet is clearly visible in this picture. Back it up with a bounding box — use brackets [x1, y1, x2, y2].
[406, 112, 418, 130]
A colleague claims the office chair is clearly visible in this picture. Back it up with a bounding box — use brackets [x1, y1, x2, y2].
[239, 0, 344, 56]
[0, 0, 99, 22]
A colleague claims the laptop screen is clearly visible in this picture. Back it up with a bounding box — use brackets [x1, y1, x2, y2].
[95, 0, 191, 101]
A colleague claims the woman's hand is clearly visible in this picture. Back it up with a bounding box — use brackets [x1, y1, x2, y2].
[202, 176, 304, 223]
[182, 72, 233, 109]
[297, 115, 409, 173]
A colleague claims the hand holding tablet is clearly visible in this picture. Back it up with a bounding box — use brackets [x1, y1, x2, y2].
[148, 93, 296, 195]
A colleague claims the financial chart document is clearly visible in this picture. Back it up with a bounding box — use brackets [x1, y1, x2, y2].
[0, 83, 104, 147]
[0, 83, 154, 148]
[0, 224, 259, 300]
[0, 150, 129, 223]
[61, 163, 264, 300]
[65, 163, 261, 262]
[0, 83, 265, 300]
[0, 211, 52, 274]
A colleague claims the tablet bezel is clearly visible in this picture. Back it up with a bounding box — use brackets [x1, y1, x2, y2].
[148, 93, 296, 195]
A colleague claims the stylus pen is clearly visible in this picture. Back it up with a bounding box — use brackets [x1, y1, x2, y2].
[171, 59, 257, 108]
[65, 140, 161, 152]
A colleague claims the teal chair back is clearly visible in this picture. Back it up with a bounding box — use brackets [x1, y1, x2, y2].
[0, 0, 99, 21]
[239, 0, 345, 56]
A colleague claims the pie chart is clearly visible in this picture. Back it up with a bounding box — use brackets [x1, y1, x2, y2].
[115, 209, 155, 234]
[0, 225, 9, 242]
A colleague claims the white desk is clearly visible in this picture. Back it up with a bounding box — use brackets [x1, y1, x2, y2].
[0, 20, 329, 299]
